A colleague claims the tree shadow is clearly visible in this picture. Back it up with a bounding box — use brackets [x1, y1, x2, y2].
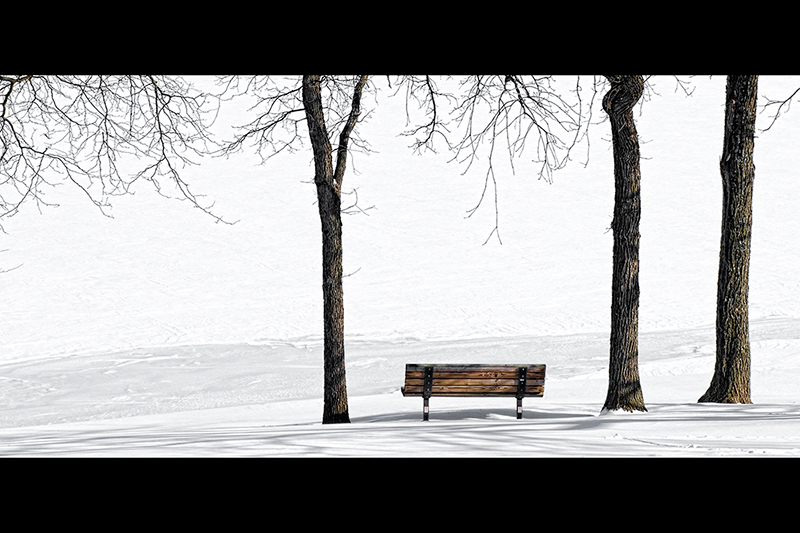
[353, 407, 595, 424]
[5, 403, 798, 457]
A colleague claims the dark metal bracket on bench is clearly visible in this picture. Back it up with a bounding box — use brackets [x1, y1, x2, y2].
[515, 366, 527, 419]
[422, 365, 434, 421]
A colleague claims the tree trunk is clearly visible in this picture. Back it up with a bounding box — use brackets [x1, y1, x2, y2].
[302, 75, 350, 424]
[699, 75, 758, 404]
[601, 75, 647, 413]
[302, 75, 368, 424]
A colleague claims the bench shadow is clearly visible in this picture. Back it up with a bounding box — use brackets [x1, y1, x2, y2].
[354, 408, 594, 424]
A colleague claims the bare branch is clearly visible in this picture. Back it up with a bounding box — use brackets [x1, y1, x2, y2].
[213, 75, 306, 161]
[389, 75, 457, 154]
[671, 75, 697, 97]
[0, 75, 228, 229]
[443, 75, 597, 244]
[341, 187, 375, 216]
[333, 75, 369, 192]
[760, 85, 800, 132]
[217, 75, 376, 204]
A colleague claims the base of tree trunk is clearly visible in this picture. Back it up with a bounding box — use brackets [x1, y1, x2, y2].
[603, 406, 648, 413]
[600, 406, 647, 416]
[602, 392, 648, 413]
[322, 412, 351, 424]
[697, 396, 752, 404]
[697, 389, 752, 404]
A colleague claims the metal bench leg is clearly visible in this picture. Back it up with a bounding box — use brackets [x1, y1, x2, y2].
[516, 366, 526, 419]
[422, 366, 433, 421]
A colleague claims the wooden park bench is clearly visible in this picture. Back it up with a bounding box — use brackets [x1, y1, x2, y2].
[401, 364, 546, 421]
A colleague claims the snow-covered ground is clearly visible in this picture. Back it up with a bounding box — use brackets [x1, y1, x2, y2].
[2, 75, 800, 456]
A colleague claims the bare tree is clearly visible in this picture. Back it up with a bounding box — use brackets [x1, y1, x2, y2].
[217, 75, 370, 424]
[699, 75, 759, 404]
[304, 74, 369, 424]
[0, 75, 222, 228]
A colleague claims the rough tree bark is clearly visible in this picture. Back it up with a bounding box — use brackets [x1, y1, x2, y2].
[302, 75, 368, 424]
[601, 75, 647, 413]
[699, 75, 758, 404]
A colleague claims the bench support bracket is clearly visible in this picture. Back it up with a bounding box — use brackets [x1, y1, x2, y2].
[516, 366, 527, 419]
[422, 366, 433, 421]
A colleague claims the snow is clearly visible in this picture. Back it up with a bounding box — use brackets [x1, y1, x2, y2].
[2, 75, 800, 456]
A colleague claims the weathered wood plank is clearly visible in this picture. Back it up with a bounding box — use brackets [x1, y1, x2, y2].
[402, 382, 544, 391]
[406, 369, 544, 377]
[402, 383, 544, 397]
[405, 364, 545, 374]
[402, 390, 545, 396]
[404, 378, 545, 388]
[403, 379, 545, 388]
[405, 375, 545, 384]
[405, 378, 526, 386]
[405, 372, 545, 381]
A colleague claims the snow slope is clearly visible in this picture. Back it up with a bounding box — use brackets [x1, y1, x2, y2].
[2, 75, 800, 456]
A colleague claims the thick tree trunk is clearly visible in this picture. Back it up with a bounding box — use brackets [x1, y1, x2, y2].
[601, 75, 647, 413]
[317, 181, 350, 423]
[699, 75, 758, 404]
[302, 75, 368, 424]
[302, 75, 350, 424]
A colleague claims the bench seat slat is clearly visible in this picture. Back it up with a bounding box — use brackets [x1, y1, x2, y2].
[405, 371, 545, 380]
[403, 380, 545, 386]
[404, 391, 544, 398]
[406, 370, 544, 377]
[402, 384, 544, 396]
[405, 364, 545, 373]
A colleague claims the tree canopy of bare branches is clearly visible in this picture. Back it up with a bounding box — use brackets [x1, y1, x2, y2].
[389, 75, 598, 244]
[0, 75, 223, 230]
[214, 75, 375, 164]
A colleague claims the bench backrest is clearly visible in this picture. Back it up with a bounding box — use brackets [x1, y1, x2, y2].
[402, 364, 545, 398]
